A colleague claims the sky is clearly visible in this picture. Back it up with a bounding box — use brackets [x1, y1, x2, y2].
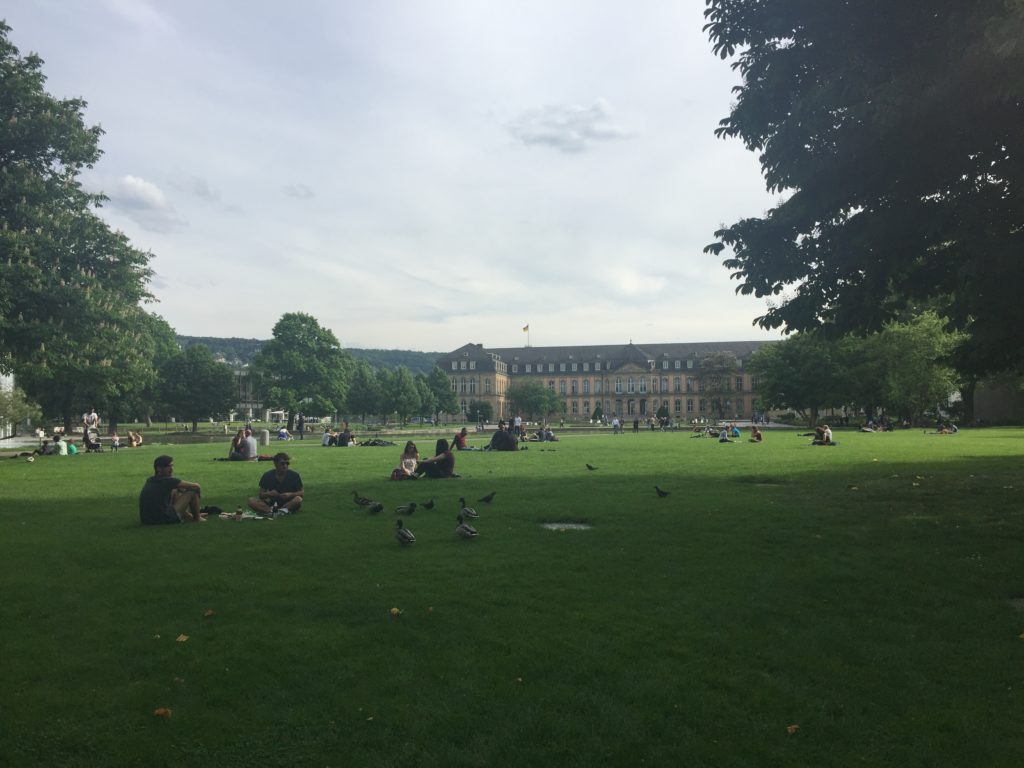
[5, 0, 782, 352]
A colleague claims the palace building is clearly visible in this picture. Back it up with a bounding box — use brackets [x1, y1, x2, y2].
[438, 340, 774, 423]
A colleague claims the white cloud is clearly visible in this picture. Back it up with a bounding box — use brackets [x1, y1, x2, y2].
[503, 99, 633, 153]
[101, 175, 185, 232]
[284, 184, 315, 200]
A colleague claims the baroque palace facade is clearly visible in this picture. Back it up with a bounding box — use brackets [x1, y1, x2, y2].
[438, 341, 773, 423]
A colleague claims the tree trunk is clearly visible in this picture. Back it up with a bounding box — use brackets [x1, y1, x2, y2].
[108, 418, 120, 434]
[192, 420, 199, 433]
[808, 406, 819, 429]
[959, 380, 976, 424]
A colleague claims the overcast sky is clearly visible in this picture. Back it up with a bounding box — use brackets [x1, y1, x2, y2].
[5, 0, 781, 352]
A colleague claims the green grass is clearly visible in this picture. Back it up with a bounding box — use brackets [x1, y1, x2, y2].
[2, 429, 1024, 767]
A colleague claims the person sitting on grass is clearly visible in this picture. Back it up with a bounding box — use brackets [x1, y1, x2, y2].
[749, 425, 763, 443]
[248, 452, 304, 515]
[452, 427, 478, 450]
[35, 439, 55, 456]
[487, 424, 519, 451]
[812, 425, 836, 446]
[277, 426, 292, 440]
[138, 454, 204, 525]
[416, 438, 457, 478]
[718, 429, 734, 443]
[391, 440, 420, 480]
[228, 429, 246, 459]
[127, 431, 143, 448]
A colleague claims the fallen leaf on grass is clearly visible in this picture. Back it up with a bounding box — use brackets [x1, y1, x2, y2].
[173, 677, 185, 684]
[153, 708, 172, 718]
[204, 609, 215, 617]
[366, 715, 374, 721]
[847, 485, 858, 491]
[152, 634, 161, 640]
[176, 634, 189, 642]
[787, 724, 799, 735]
[389, 608, 402, 617]
[912, 483, 920, 487]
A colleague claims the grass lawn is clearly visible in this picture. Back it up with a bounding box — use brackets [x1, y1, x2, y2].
[2, 428, 1024, 767]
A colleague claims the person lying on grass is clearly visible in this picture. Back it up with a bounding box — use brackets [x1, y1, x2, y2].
[139, 454, 204, 525]
[248, 452, 304, 515]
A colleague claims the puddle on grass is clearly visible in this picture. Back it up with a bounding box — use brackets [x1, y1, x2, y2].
[540, 522, 593, 531]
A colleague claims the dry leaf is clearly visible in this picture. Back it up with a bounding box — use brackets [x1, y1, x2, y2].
[390, 607, 401, 617]
[366, 715, 374, 721]
[176, 634, 189, 642]
[153, 708, 172, 718]
[152, 634, 161, 640]
[204, 609, 215, 617]
[912, 483, 920, 487]
[787, 724, 799, 735]
[173, 677, 185, 684]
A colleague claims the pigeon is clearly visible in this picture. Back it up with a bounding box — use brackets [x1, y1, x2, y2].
[367, 502, 384, 514]
[458, 497, 479, 518]
[352, 490, 373, 506]
[455, 514, 478, 539]
[586, 464, 598, 471]
[422, 499, 435, 510]
[655, 486, 670, 498]
[477, 491, 497, 503]
[395, 502, 417, 516]
[394, 519, 415, 545]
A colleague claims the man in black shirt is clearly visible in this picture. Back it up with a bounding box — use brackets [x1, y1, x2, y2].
[138, 455, 203, 525]
[248, 452, 304, 515]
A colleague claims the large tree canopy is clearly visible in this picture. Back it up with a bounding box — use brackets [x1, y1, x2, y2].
[702, 1, 1024, 374]
[251, 313, 352, 426]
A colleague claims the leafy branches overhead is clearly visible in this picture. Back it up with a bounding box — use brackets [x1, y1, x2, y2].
[703, 1, 1024, 374]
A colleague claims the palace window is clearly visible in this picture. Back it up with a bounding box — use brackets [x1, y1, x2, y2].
[548, 363, 555, 372]
[699, 398, 706, 412]
[583, 363, 589, 372]
[560, 363, 566, 372]
[559, 380, 566, 394]
[686, 377, 695, 392]
[675, 399, 682, 414]
[627, 377, 635, 394]
[460, 361, 467, 370]
[583, 400, 589, 415]
[615, 378, 623, 394]
[451, 361, 458, 370]
[687, 359, 694, 369]
[485, 379, 492, 394]
[673, 377, 681, 393]
[469, 361, 476, 370]
[583, 380, 590, 394]
[595, 362, 601, 371]
[736, 398, 744, 415]
[639, 378, 647, 393]
[469, 378, 476, 394]
[572, 400, 579, 414]
[525, 364, 532, 373]
[675, 360, 682, 369]
[548, 380, 555, 390]
[571, 380, 578, 394]
[512, 364, 518, 373]
[686, 398, 694, 413]
[595, 380, 602, 393]
[662, 360, 669, 369]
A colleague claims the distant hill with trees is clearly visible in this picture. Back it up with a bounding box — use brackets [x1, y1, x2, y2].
[176, 336, 442, 374]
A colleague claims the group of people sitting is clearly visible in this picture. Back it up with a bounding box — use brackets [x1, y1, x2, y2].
[390, 439, 457, 480]
[139, 452, 304, 525]
[33, 429, 141, 456]
[228, 428, 259, 461]
[321, 423, 357, 447]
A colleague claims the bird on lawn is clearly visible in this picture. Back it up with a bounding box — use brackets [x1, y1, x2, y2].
[586, 463, 598, 471]
[395, 502, 417, 516]
[477, 491, 497, 503]
[655, 486, 670, 498]
[367, 502, 384, 514]
[421, 499, 435, 510]
[458, 497, 479, 518]
[455, 514, 478, 539]
[352, 490, 373, 506]
[394, 519, 416, 545]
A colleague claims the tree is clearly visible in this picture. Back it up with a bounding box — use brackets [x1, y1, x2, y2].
[507, 379, 562, 421]
[592, 404, 604, 422]
[697, 351, 738, 420]
[251, 313, 351, 427]
[466, 400, 493, 423]
[345, 360, 381, 421]
[877, 312, 963, 423]
[0, 384, 40, 436]
[414, 373, 436, 420]
[426, 365, 459, 420]
[747, 333, 848, 428]
[106, 312, 180, 431]
[158, 345, 235, 432]
[0, 23, 153, 380]
[378, 366, 419, 424]
[702, 1, 1024, 375]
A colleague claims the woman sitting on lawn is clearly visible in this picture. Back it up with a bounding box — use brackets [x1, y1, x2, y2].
[416, 438, 457, 479]
[391, 441, 420, 480]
